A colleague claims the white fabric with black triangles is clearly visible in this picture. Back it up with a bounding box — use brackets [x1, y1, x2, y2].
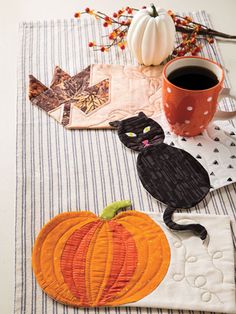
[157, 115, 236, 190]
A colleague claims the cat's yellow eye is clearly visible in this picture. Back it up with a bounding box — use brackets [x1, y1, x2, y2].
[143, 126, 151, 134]
[125, 132, 137, 137]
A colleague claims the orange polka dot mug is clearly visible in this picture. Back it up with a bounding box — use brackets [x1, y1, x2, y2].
[162, 56, 236, 137]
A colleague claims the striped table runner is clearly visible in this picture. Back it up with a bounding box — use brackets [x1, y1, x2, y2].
[15, 11, 236, 314]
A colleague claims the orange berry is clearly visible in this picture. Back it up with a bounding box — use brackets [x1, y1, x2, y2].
[127, 8, 133, 14]
[184, 16, 192, 22]
[88, 42, 94, 47]
[113, 12, 118, 18]
[104, 16, 110, 21]
[118, 42, 126, 49]
[195, 25, 201, 32]
[85, 7, 90, 13]
[181, 20, 187, 26]
[190, 38, 196, 44]
[119, 31, 124, 38]
[177, 50, 185, 56]
[74, 12, 80, 18]
[207, 37, 214, 44]
[125, 19, 131, 25]
[191, 46, 200, 55]
[118, 9, 123, 15]
[182, 34, 188, 40]
[109, 34, 114, 40]
[103, 22, 108, 27]
[100, 47, 105, 52]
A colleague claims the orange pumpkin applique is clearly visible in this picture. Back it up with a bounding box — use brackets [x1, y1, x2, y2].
[32, 201, 171, 307]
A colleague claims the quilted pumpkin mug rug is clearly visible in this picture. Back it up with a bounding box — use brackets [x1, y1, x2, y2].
[32, 201, 235, 313]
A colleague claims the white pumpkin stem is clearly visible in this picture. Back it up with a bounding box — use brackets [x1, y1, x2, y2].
[150, 3, 159, 17]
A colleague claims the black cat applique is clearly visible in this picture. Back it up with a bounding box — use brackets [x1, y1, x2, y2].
[110, 112, 211, 241]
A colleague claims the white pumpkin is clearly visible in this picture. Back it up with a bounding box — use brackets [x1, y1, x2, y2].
[127, 5, 176, 66]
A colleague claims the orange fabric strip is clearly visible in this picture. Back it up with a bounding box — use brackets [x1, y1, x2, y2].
[99, 220, 138, 305]
[85, 222, 113, 305]
[60, 221, 100, 305]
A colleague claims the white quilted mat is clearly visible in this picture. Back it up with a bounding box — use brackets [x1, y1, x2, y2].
[130, 213, 235, 313]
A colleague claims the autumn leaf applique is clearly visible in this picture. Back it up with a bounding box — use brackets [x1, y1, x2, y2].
[29, 65, 110, 127]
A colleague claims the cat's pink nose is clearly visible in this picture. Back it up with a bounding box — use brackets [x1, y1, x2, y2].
[142, 140, 150, 147]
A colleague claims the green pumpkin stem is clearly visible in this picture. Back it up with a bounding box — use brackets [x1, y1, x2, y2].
[150, 3, 159, 17]
[100, 200, 132, 220]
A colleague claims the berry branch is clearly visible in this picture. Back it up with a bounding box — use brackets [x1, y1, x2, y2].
[74, 6, 236, 56]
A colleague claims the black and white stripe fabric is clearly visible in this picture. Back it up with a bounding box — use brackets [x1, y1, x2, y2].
[15, 11, 235, 314]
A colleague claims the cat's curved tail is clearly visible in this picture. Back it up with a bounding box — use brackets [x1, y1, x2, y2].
[163, 206, 208, 241]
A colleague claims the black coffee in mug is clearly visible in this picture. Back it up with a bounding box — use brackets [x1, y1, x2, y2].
[167, 66, 219, 90]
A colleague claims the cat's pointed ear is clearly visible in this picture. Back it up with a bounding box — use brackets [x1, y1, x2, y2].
[109, 120, 120, 128]
[138, 112, 148, 119]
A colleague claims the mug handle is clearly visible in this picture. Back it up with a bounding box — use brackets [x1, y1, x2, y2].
[213, 88, 236, 121]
